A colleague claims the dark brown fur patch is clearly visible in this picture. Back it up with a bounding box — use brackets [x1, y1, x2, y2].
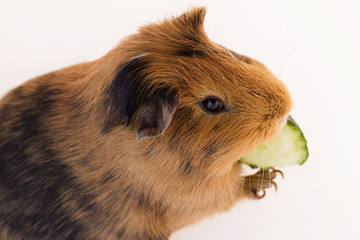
[0, 84, 96, 240]
[178, 153, 195, 176]
[176, 45, 207, 57]
[104, 56, 151, 131]
[203, 140, 220, 158]
[101, 168, 118, 184]
[116, 226, 126, 239]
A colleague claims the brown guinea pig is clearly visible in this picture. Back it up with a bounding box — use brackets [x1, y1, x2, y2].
[0, 7, 292, 240]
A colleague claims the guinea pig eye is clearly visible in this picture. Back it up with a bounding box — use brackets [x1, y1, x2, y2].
[199, 96, 227, 114]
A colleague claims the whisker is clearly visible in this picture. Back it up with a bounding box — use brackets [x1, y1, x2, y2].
[211, 1, 231, 42]
[277, 37, 302, 79]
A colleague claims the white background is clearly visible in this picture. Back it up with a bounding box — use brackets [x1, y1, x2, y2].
[1, 0, 359, 239]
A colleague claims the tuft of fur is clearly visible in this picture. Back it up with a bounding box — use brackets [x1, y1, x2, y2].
[0, 7, 292, 240]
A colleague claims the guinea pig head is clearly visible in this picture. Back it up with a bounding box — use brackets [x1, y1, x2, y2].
[102, 7, 292, 173]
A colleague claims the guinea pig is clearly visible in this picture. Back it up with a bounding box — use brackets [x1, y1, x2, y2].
[0, 7, 292, 240]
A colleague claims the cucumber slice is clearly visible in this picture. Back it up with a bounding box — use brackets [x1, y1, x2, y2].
[240, 116, 309, 170]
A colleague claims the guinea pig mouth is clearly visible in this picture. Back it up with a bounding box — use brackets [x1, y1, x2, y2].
[279, 117, 288, 129]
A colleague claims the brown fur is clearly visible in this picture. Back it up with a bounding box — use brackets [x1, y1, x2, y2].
[0, 7, 292, 240]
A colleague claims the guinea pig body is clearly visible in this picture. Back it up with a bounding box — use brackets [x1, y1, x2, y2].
[0, 7, 292, 240]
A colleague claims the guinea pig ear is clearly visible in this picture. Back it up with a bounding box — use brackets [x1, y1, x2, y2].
[176, 7, 206, 35]
[104, 55, 179, 140]
[136, 89, 179, 142]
